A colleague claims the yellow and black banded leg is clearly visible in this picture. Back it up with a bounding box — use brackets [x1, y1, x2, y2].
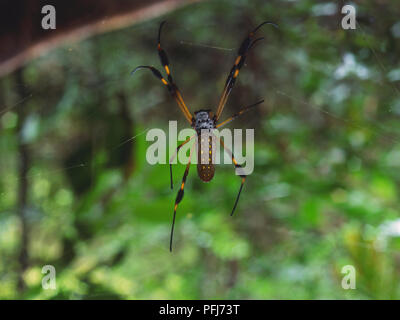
[170, 144, 194, 252]
[169, 134, 195, 189]
[131, 22, 193, 124]
[215, 21, 277, 121]
[157, 21, 174, 84]
[217, 136, 247, 216]
[157, 21, 193, 122]
[131, 65, 193, 122]
[216, 99, 264, 128]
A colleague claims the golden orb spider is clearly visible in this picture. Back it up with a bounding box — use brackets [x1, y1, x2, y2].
[132, 21, 277, 251]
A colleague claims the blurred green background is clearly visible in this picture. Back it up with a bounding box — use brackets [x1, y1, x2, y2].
[2, 0, 400, 299]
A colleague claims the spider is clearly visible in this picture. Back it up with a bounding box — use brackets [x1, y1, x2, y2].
[132, 21, 277, 251]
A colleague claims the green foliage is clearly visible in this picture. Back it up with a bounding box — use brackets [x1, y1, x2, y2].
[1, 0, 400, 299]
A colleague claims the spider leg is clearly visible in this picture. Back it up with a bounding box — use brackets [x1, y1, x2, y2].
[169, 134, 195, 189]
[131, 22, 193, 123]
[157, 21, 193, 123]
[131, 65, 192, 123]
[215, 135, 247, 216]
[216, 99, 264, 128]
[215, 21, 277, 121]
[170, 144, 194, 252]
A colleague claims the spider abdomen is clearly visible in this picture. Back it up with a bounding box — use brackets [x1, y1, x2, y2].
[197, 162, 215, 182]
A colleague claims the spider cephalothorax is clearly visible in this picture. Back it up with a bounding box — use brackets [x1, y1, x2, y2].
[193, 110, 215, 132]
[132, 20, 277, 251]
